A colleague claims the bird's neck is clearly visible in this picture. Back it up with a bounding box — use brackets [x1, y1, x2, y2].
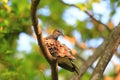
[47, 35, 58, 40]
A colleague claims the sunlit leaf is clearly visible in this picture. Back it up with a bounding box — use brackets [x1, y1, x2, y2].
[107, 22, 114, 30]
[75, 3, 86, 11]
[4, 4, 11, 12]
[2, 0, 8, 3]
[92, 0, 100, 3]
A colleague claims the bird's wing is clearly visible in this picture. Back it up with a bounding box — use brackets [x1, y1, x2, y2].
[44, 38, 75, 59]
[44, 38, 59, 57]
[57, 57, 79, 74]
[58, 44, 76, 60]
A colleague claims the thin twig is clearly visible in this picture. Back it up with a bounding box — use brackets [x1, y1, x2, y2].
[84, 11, 111, 32]
[115, 52, 120, 58]
[30, 0, 58, 80]
[59, 0, 111, 32]
[75, 53, 94, 69]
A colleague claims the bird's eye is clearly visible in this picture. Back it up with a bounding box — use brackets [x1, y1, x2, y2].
[57, 30, 60, 32]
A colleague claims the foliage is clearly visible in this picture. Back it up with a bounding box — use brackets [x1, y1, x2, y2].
[0, 0, 120, 80]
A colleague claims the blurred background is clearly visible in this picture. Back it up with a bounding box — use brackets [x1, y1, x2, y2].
[0, 0, 120, 80]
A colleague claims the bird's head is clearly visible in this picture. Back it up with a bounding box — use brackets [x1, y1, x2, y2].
[52, 29, 64, 39]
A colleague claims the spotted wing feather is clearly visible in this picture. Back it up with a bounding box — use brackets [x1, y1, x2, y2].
[44, 38, 75, 60]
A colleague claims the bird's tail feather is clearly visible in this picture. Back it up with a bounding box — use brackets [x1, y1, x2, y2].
[71, 61, 79, 75]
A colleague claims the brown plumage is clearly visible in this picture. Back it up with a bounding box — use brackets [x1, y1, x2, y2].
[45, 38, 75, 59]
[44, 29, 79, 74]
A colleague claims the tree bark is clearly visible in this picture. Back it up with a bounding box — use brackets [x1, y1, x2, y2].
[30, 0, 58, 80]
[90, 25, 120, 80]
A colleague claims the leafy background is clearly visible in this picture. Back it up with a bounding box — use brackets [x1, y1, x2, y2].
[0, 0, 120, 80]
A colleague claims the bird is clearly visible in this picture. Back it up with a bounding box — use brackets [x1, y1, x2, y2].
[44, 29, 79, 74]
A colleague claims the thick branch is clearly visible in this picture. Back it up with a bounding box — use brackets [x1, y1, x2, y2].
[31, 0, 54, 64]
[74, 24, 120, 80]
[51, 60, 58, 80]
[30, 0, 58, 80]
[74, 38, 108, 80]
[90, 25, 120, 80]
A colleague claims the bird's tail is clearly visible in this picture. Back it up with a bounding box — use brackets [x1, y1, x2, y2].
[71, 61, 79, 75]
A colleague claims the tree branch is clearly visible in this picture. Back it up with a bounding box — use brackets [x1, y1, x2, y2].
[51, 60, 58, 80]
[31, 0, 54, 64]
[75, 54, 94, 69]
[90, 25, 120, 80]
[115, 52, 120, 58]
[84, 11, 111, 32]
[74, 38, 108, 80]
[30, 0, 58, 80]
[59, 0, 111, 32]
[73, 25, 120, 80]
